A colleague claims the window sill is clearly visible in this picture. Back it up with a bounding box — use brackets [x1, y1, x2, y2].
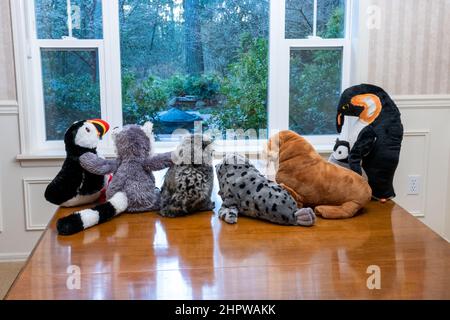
[16, 151, 116, 168]
[16, 143, 334, 167]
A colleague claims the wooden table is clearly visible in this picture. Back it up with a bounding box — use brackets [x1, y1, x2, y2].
[6, 201, 450, 299]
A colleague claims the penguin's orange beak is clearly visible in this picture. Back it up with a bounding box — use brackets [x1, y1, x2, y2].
[87, 119, 110, 138]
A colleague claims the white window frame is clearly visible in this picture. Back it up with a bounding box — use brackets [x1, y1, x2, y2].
[12, 0, 353, 156]
[268, 0, 353, 147]
[12, 0, 122, 155]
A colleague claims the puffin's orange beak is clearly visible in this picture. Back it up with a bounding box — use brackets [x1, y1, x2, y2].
[87, 119, 110, 138]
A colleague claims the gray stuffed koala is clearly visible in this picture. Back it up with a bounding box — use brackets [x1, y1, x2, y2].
[57, 122, 173, 235]
[216, 153, 315, 226]
[159, 134, 215, 217]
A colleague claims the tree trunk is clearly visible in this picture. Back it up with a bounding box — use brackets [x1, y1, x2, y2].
[169, 0, 175, 39]
[184, 0, 204, 76]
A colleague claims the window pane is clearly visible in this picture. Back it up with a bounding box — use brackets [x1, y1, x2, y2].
[317, 0, 345, 38]
[289, 48, 342, 135]
[119, 0, 269, 141]
[285, 0, 314, 39]
[41, 49, 101, 140]
[285, 0, 345, 39]
[35, 0, 103, 39]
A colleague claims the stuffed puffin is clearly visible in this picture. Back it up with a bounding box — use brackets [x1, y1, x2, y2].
[329, 84, 403, 201]
[45, 119, 110, 207]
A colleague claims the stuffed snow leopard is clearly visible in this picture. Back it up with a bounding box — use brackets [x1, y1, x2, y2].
[159, 134, 215, 217]
[216, 153, 315, 226]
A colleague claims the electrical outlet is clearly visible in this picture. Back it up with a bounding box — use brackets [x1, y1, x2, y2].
[407, 175, 421, 195]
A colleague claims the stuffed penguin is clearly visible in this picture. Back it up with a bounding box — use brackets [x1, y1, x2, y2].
[45, 119, 110, 207]
[329, 84, 403, 201]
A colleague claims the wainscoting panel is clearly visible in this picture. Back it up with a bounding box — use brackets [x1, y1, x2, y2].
[393, 131, 430, 217]
[0, 100, 19, 115]
[393, 96, 450, 237]
[23, 178, 57, 231]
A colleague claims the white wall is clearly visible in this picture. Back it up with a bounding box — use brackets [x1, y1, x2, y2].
[365, 0, 450, 95]
[0, 0, 16, 101]
[0, 0, 449, 260]
[393, 99, 450, 238]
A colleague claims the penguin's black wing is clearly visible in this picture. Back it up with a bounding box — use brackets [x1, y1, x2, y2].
[362, 121, 403, 199]
[44, 158, 83, 205]
[348, 126, 377, 175]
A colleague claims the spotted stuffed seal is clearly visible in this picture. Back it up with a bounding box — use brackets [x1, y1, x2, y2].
[216, 153, 315, 226]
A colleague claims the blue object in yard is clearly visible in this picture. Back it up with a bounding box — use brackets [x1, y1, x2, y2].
[157, 107, 203, 134]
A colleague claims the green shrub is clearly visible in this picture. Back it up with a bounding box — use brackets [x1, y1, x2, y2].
[184, 74, 221, 101]
[163, 74, 187, 97]
[122, 75, 169, 125]
[43, 74, 100, 139]
[210, 34, 268, 132]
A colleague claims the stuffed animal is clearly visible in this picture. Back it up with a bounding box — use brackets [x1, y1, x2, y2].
[45, 119, 110, 207]
[329, 84, 403, 200]
[216, 153, 316, 226]
[56, 122, 173, 235]
[159, 134, 215, 217]
[266, 131, 372, 219]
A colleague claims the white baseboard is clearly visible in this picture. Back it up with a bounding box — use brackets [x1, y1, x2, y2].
[0, 252, 29, 262]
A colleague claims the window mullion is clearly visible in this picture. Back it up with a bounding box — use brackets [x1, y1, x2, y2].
[27, 0, 47, 153]
[36, 39, 103, 48]
[313, 0, 318, 37]
[343, 0, 353, 88]
[100, 0, 122, 153]
[268, 0, 290, 132]
[286, 38, 346, 48]
[66, 0, 73, 38]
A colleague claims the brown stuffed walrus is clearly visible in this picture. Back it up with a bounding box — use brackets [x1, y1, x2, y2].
[266, 130, 372, 219]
